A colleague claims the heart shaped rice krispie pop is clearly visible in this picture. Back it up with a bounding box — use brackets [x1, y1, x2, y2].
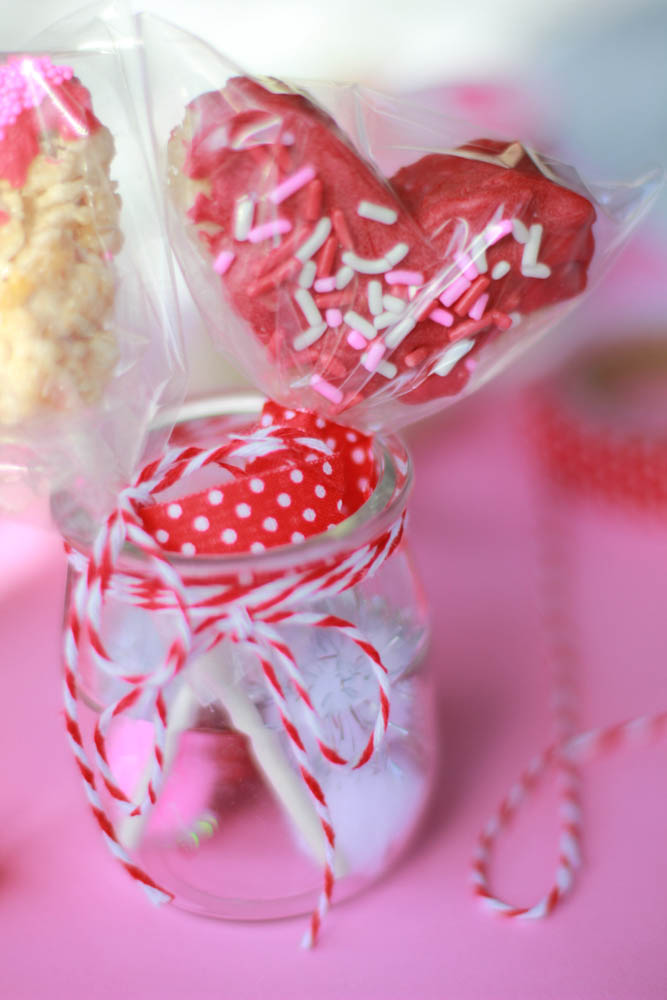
[0, 55, 122, 425]
[169, 77, 595, 416]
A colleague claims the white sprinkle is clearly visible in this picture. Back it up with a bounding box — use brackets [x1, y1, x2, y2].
[268, 164, 316, 205]
[376, 360, 397, 379]
[335, 265, 354, 289]
[290, 469, 304, 483]
[512, 218, 529, 244]
[337, 499, 343, 510]
[344, 310, 376, 340]
[250, 542, 265, 554]
[193, 516, 210, 532]
[284, 410, 296, 419]
[293, 322, 327, 351]
[294, 287, 322, 326]
[341, 250, 390, 275]
[522, 223, 542, 266]
[263, 517, 278, 532]
[491, 260, 511, 280]
[358, 477, 370, 491]
[523, 262, 551, 278]
[352, 447, 366, 464]
[167, 503, 182, 520]
[291, 532, 305, 543]
[346, 431, 357, 442]
[156, 529, 169, 544]
[373, 311, 396, 330]
[295, 217, 331, 262]
[315, 484, 326, 498]
[208, 489, 223, 505]
[234, 195, 254, 241]
[250, 478, 265, 493]
[382, 294, 406, 313]
[385, 243, 410, 266]
[521, 223, 551, 278]
[322, 461, 333, 475]
[260, 414, 273, 427]
[303, 508, 316, 522]
[509, 311, 522, 326]
[235, 503, 251, 519]
[368, 280, 383, 316]
[383, 314, 417, 349]
[221, 528, 237, 545]
[181, 542, 196, 556]
[433, 337, 475, 376]
[298, 260, 317, 288]
[277, 493, 292, 507]
[357, 200, 398, 225]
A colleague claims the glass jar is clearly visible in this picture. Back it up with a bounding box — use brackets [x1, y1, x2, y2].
[63, 393, 434, 921]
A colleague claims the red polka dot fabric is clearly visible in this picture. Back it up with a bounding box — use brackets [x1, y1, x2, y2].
[140, 401, 377, 555]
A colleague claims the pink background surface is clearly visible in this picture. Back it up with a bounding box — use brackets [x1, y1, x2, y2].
[1, 382, 666, 1000]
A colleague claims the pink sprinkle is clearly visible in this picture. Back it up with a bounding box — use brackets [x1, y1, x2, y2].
[465, 358, 478, 372]
[385, 269, 424, 285]
[429, 307, 454, 327]
[310, 374, 343, 405]
[486, 219, 513, 246]
[247, 218, 292, 243]
[347, 330, 367, 350]
[213, 250, 235, 275]
[314, 276, 336, 293]
[468, 293, 489, 321]
[456, 252, 478, 281]
[268, 165, 316, 205]
[440, 274, 471, 308]
[326, 308, 342, 327]
[362, 340, 386, 372]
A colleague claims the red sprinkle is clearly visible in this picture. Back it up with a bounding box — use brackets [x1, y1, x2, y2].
[332, 208, 354, 250]
[316, 235, 338, 278]
[305, 178, 323, 221]
[454, 275, 490, 317]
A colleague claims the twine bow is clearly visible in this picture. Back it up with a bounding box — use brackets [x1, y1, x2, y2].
[63, 421, 405, 947]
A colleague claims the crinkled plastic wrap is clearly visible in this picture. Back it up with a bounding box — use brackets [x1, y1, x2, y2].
[0, 9, 184, 531]
[142, 15, 661, 431]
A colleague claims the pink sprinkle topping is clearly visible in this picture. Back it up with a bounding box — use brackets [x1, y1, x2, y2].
[455, 252, 478, 281]
[362, 340, 386, 372]
[429, 307, 454, 327]
[310, 374, 343, 405]
[485, 219, 513, 246]
[213, 250, 235, 275]
[468, 292, 489, 321]
[314, 276, 336, 293]
[268, 164, 316, 205]
[247, 218, 292, 243]
[326, 308, 342, 327]
[385, 269, 424, 285]
[347, 330, 366, 350]
[440, 274, 471, 308]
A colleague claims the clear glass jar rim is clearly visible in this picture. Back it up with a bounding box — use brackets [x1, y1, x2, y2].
[132, 391, 413, 573]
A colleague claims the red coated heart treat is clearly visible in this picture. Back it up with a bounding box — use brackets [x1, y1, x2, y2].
[140, 401, 377, 555]
[168, 78, 596, 418]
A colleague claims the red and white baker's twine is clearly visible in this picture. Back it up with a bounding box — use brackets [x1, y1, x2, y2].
[63, 429, 403, 948]
[471, 395, 667, 920]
